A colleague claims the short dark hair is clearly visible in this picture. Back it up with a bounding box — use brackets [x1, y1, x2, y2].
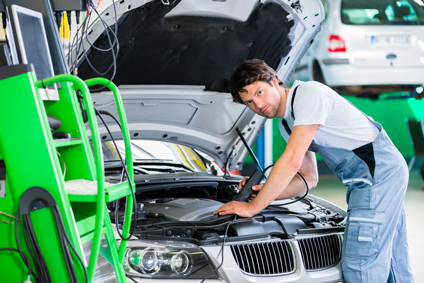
[229, 59, 283, 104]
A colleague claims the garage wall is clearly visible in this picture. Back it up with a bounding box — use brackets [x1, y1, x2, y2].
[345, 95, 424, 157]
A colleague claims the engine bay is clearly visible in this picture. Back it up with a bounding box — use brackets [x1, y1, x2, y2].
[113, 193, 345, 245]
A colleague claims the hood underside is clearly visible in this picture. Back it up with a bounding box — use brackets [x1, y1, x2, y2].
[78, 0, 324, 170]
[79, 0, 302, 90]
[91, 85, 263, 170]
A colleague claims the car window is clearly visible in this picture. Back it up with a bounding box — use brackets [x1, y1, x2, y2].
[341, 0, 424, 25]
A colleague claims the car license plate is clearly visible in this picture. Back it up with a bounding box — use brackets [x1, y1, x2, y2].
[370, 35, 411, 46]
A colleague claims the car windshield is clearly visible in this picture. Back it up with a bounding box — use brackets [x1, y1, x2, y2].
[102, 140, 220, 174]
[341, 0, 424, 25]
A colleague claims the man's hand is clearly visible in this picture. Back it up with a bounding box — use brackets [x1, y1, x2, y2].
[238, 176, 249, 189]
[249, 183, 263, 200]
[238, 176, 263, 200]
[213, 201, 256, 218]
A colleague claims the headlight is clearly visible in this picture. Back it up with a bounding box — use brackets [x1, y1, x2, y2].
[136, 248, 162, 275]
[170, 251, 190, 274]
[124, 241, 218, 279]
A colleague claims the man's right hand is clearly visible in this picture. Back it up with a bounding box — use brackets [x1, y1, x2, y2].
[238, 176, 263, 200]
[238, 176, 249, 190]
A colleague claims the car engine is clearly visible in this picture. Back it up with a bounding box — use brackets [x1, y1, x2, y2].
[124, 196, 345, 245]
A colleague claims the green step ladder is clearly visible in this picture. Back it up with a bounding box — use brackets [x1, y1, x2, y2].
[0, 64, 135, 283]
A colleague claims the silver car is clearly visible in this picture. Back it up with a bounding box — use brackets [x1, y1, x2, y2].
[76, 0, 346, 282]
[294, 0, 424, 99]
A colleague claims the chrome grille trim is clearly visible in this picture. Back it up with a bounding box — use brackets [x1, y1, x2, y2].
[298, 234, 342, 270]
[230, 240, 296, 275]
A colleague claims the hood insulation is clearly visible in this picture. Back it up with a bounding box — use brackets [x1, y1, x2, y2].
[78, 0, 294, 93]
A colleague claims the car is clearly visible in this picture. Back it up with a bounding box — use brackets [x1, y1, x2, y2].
[292, 0, 424, 99]
[75, 0, 346, 282]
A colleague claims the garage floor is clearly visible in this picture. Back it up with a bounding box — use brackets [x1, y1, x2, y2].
[313, 169, 424, 282]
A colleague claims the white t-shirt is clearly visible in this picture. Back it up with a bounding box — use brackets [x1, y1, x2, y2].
[279, 80, 380, 150]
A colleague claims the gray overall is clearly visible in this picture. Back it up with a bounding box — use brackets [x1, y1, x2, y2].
[282, 86, 414, 282]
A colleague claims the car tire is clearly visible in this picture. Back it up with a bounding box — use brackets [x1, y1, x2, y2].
[312, 61, 326, 84]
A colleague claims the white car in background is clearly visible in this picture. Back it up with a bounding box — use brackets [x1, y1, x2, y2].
[294, 0, 424, 99]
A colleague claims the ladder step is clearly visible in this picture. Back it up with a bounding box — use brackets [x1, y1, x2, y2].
[65, 179, 112, 195]
[65, 179, 132, 203]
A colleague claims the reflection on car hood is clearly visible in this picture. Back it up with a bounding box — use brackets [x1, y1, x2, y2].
[80, 0, 324, 170]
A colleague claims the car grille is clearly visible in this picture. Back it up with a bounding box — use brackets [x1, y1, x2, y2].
[298, 234, 342, 270]
[230, 240, 295, 275]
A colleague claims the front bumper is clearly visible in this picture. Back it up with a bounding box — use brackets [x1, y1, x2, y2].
[126, 237, 344, 283]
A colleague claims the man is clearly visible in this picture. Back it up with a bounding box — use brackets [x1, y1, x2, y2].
[214, 59, 414, 282]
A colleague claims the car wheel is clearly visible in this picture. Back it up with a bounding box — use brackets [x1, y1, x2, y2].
[312, 61, 326, 84]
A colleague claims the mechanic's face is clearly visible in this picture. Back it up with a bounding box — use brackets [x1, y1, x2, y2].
[239, 77, 286, 119]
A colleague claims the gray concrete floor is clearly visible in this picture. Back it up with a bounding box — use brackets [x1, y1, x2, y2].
[312, 169, 424, 282]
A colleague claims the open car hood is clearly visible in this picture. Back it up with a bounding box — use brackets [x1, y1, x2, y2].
[78, 0, 324, 170]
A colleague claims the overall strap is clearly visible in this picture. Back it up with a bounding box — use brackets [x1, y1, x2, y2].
[282, 85, 300, 135]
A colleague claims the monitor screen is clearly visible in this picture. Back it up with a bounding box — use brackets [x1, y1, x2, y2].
[6, 5, 59, 100]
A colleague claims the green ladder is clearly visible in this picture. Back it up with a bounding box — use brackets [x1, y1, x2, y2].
[0, 64, 134, 283]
